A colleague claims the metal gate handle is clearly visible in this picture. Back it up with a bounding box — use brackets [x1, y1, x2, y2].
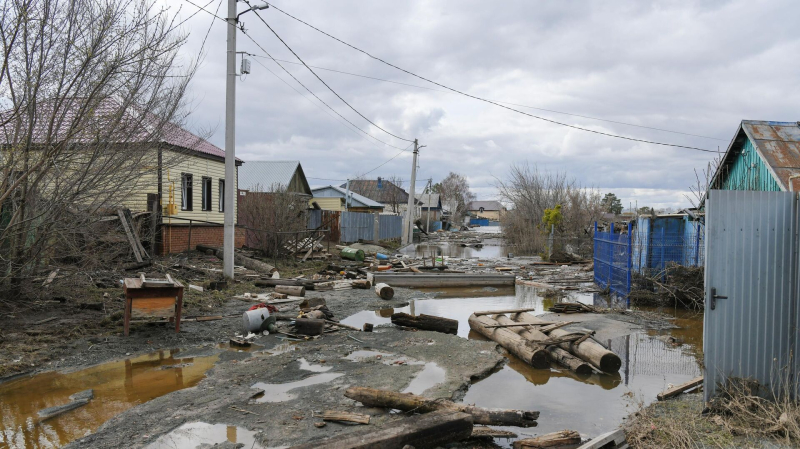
[710, 287, 728, 310]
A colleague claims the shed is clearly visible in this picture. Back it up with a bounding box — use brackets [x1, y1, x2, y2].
[709, 120, 800, 193]
[311, 185, 384, 213]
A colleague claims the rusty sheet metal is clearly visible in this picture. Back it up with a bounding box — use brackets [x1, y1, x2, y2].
[742, 121, 800, 190]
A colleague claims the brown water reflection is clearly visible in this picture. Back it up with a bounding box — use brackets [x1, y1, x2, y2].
[0, 349, 219, 449]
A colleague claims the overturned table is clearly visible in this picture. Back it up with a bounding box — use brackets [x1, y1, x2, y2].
[123, 274, 184, 336]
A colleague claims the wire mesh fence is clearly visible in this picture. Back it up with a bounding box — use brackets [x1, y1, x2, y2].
[593, 222, 632, 299]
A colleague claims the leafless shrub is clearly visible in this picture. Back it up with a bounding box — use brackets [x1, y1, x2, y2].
[437, 172, 475, 225]
[0, 0, 196, 295]
[631, 264, 705, 310]
[497, 162, 602, 255]
[238, 184, 309, 258]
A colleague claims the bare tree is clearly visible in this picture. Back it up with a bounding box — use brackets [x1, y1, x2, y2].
[438, 172, 475, 224]
[0, 0, 196, 294]
[497, 162, 602, 256]
[238, 184, 309, 258]
[385, 175, 404, 214]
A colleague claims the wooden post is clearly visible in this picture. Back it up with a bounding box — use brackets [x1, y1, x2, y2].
[468, 314, 549, 369]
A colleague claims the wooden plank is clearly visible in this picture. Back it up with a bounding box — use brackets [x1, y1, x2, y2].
[473, 308, 541, 316]
[576, 429, 626, 449]
[657, 376, 703, 401]
[287, 410, 473, 449]
[125, 208, 149, 259]
[118, 209, 143, 262]
[471, 426, 517, 438]
[317, 410, 370, 425]
[513, 430, 581, 449]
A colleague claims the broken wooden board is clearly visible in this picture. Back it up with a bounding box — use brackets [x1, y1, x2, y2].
[513, 429, 581, 448]
[576, 429, 626, 449]
[317, 410, 370, 425]
[287, 410, 473, 449]
[657, 376, 703, 401]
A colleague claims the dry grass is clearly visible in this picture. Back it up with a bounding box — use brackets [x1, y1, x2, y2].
[711, 378, 800, 444]
[625, 394, 733, 448]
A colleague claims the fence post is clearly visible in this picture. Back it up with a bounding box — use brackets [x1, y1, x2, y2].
[609, 223, 614, 292]
[626, 221, 632, 307]
[593, 221, 598, 287]
[694, 221, 701, 267]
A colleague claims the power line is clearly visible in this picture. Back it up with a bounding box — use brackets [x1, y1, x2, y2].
[197, 0, 223, 57]
[246, 4, 414, 143]
[267, 3, 721, 153]
[358, 143, 414, 178]
[239, 30, 408, 151]
[180, 0, 225, 22]
[251, 54, 724, 142]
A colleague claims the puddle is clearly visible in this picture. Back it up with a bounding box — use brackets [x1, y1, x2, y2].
[251, 372, 344, 403]
[341, 285, 704, 441]
[265, 343, 296, 355]
[400, 242, 509, 259]
[0, 349, 219, 449]
[402, 362, 446, 395]
[298, 358, 331, 372]
[414, 285, 516, 298]
[145, 421, 264, 449]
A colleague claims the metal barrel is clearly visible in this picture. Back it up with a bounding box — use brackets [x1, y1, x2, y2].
[340, 248, 365, 261]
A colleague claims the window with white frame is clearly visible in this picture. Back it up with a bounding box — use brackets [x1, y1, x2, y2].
[218, 179, 225, 212]
[201, 176, 212, 211]
[181, 173, 193, 211]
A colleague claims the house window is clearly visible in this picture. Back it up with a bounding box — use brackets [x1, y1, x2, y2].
[201, 177, 212, 211]
[218, 179, 225, 212]
[181, 173, 193, 211]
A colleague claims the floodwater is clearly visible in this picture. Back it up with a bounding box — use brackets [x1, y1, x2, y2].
[145, 422, 264, 449]
[341, 284, 704, 443]
[0, 349, 219, 449]
[400, 241, 510, 259]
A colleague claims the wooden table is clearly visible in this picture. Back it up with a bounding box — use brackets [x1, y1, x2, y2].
[123, 275, 184, 336]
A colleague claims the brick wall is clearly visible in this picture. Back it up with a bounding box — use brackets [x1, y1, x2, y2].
[159, 224, 245, 255]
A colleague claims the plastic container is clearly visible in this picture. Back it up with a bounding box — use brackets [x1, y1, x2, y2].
[341, 247, 366, 261]
[242, 308, 276, 334]
[376, 253, 389, 260]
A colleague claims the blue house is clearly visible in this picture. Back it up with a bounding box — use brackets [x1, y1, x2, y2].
[709, 120, 800, 193]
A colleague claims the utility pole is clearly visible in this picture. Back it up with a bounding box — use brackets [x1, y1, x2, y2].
[403, 139, 419, 245]
[426, 178, 432, 234]
[223, 0, 268, 279]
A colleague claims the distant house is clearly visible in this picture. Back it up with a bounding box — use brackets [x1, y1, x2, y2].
[468, 200, 506, 221]
[311, 185, 384, 213]
[415, 193, 443, 221]
[238, 161, 312, 196]
[340, 178, 419, 215]
[709, 120, 800, 193]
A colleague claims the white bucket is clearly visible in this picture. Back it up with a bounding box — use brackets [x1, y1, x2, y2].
[242, 308, 271, 334]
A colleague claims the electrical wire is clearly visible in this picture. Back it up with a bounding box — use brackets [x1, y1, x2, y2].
[251, 53, 725, 142]
[181, 0, 225, 22]
[246, 4, 414, 143]
[197, 0, 223, 57]
[267, 3, 721, 153]
[357, 143, 414, 178]
[240, 30, 409, 151]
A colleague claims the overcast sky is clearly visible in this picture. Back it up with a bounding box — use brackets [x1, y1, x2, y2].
[170, 0, 799, 210]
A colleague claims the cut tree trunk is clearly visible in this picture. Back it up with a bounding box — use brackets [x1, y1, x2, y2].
[295, 318, 325, 336]
[344, 387, 539, 427]
[196, 245, 277, 273]
[493, 315, 593, 375]
[391, 313, 458, 335]
[468, 314, 550, 369]
[375, 283, 394, 300]
[512, 313, 621, 373]
[351, 279, 371, 289]
[275, 285, 305, 297]
[287, 410, 473, 449]
[512, 430, 581, 449]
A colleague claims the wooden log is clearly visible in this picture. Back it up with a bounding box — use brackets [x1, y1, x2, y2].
[38, 398, 91, 421]
[318, 410, 370, 425]
[472, 426, 518, 439]
[375, 283, 394, 300]
[196, 244, 277, 273]
[295, 318, 325, 336]
[512, 313, 621, 373]
[512, 430, 581, 449]
[391, 313, 458, 335]
[254, 279, 314, 289]
[276, 285, 305, 297]
[657, 376, 703, 401]
[287, 410, 473, 449]
[363, 323, 374, 332]
[468, 314, 549, 369]
[344, 387, 538, 427]
[352, 279, 371, 289]
[493, 315, 593, 375]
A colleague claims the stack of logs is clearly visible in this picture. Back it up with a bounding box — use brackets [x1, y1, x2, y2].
[468, 308, 622, 374]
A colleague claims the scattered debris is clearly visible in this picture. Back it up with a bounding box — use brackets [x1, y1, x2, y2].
[512, 429, 581, 448]
[316, 410, 371, 425]
[657, 376, 703, 401]
[374, 283, 394, 300]
[391, 312, 458, 335]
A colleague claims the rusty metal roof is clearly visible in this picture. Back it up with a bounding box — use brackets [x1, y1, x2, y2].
[712, 120, 800, 191]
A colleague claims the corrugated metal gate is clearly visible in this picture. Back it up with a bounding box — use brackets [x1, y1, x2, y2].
[378, 215, 403, 240]
[704, 190, 798, 400]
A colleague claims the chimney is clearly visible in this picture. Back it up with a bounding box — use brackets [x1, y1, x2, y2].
[377, 177, 382, 189]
